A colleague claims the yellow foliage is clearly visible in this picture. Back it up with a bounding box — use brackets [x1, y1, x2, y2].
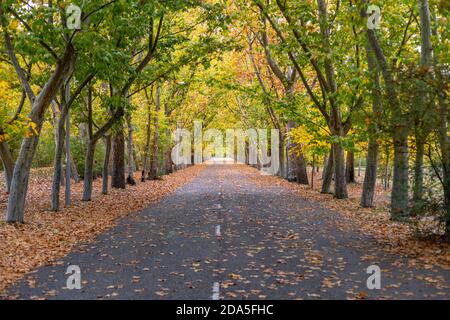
[289, 125, 329, 156]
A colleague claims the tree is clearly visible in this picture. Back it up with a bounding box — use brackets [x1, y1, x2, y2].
[1, 2, 77, 222]
[361, 42, 383, 208]
[361, 1, 410, 219]
[149, 82, 161, 180]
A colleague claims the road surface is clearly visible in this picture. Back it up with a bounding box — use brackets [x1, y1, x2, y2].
[4, 164, 450, 299]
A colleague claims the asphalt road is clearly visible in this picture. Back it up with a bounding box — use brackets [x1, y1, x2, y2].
[4, 164, 450, 299]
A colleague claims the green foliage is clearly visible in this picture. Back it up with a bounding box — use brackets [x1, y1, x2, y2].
[71, 138, 105, 179]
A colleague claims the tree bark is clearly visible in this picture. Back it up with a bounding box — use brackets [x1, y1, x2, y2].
[82, 140, 96, 201]
[51, 73, 87, 209]
[51, 103, 68, 211]
[361, 140, 379, 207]
[141, 88, 152, 181]
[358, 157, 361, 177]
[412, 0, 433, 205]
[361, 41, 382, 207]
[366, 24, 409, 219]
[102, 135, 111, 195]
[413, 137, 425, 202]
[149, 83, 161, 180]
[64, 86, 71, 207]
[317, 0, 348, 199]
[384, 147, 390, 191]
[430, 5, 450, 235]
[6, 45, 75, 222]
[82, 84, 96, 201]
[322, 154, 328, 181]
[295, 153, 309, 185]
[333, 143, 348, 199]
[0, 142, 13, 193]
[69, 152, 80, 183]
[126, 115, 136, 185]
[437, 75, 450, 235]
[439, 101, 450, 234]
[345, 151, 356, 183]
[112, 123, 126, 189]
[133, 148, 139, 172]
[279, 133, 286, 178]
[286, 121, 298, 182]
[391, 128, 410, 219]
[322, 147, 334, 194]
[164, 147, 173, 175]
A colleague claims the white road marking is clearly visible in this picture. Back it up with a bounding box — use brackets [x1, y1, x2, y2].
[215, 225, 221, 237]
[212, 282, 220, 300]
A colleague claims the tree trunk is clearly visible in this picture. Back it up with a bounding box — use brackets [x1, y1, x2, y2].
[317, 0, 348, 199]
[82, 83, 96, 202]
[437, 80, 450, 235]
[141, 90, 152, 182]
[322, 147, 334, 194]
[5, 46, 75, 223]
[333, 143, 348, 199]
[358, 157, 361, 177]
[361, 140, 379, 207]
[50, 104, 68, 211]
[419, 0, 433, 67]
[413, 137, 425, 202]
[436, 71, 450, 233]
[366, 24, 409, 219]
[295, 153, 309, 185]
[64, 88, 71, 207]
[286, 121, 297, 182]
[278, 133, 286, 178]
[430, 4, 450, 235]
[6, 135, 41, 222]
[411, 0, 432, 205]
[149, 83, 161, 180]
[126, 115, 136, 185]
[391, 127, 409, 219]
[384, 147, 390, 191]
[112, 124, 126, 189]
[69, 152, 80, 183]
[51, 79, 72, 211]
[164, 144, 173, 175]
[164, 101, 173, 175]
[133, 148, 139, 172]
[164, 150, 172, 174]
[322, 154, 328, 181]
[102, 135, 111, 195]
[82, 140, 96, 201]
[361, 42, 382, 207]
[440, 110, 450, 235]
[0, 141, 13, 193]
[345, 151, 356, 183]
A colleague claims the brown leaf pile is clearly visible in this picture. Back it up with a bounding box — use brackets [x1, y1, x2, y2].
[246, 166, 450, 270]
[0, 165, 204, 293]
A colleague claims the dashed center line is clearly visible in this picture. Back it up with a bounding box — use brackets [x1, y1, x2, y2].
[212, 282, 220, 300]
[215, 225, 221, 237]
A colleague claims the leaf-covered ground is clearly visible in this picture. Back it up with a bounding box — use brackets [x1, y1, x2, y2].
[2, 164, 449, 299]
[250, 167, 450, 269]
[0, 165, 204, 293]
